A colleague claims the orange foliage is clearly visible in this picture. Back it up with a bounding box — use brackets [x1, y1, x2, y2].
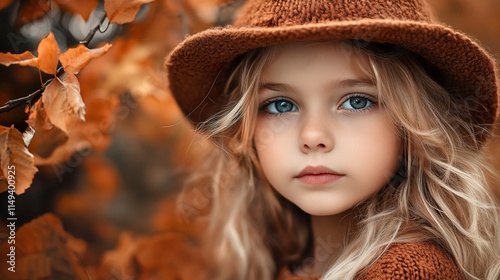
[42, 73, 85, 132]
[35, 33, 60, 75]
[0, 214, 88, 279]
[0, 125, 38, 194]
[98, 232, 210, 280]
[0, 0, 151, 193]
[60, 44, 112, 75]
[0, 32, 60, 75]
[0, 51, 36, 67]
[105, 0, 155, 24]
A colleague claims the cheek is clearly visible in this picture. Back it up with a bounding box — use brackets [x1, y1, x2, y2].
[253, 116, 295, 152]
[254, 119, 274, 168]
[343, 119, 401, 182]
[253, 117, 295, 182]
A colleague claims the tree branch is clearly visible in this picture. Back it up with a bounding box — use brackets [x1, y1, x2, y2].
[0, 79, 52, 113]
[79, 13, 108, 47]
[0, 13, 108, 114]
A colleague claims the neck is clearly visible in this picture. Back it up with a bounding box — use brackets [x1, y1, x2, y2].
[296, 210, 354, 277]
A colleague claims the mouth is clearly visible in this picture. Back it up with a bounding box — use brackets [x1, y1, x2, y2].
[294, 165, 344, 185]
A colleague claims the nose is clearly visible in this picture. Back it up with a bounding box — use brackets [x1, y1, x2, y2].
[299, 114, 334, 153]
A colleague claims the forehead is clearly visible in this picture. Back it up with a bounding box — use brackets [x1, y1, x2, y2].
[261, 42, 373, 80]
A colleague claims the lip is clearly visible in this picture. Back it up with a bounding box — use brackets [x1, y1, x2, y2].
[295, 166, 344, 185]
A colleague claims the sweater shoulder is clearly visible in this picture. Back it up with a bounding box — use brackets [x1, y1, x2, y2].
[358, 242, 463, 279]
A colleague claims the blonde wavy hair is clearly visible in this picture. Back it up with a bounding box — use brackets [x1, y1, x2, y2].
[188, 41, 500, 280]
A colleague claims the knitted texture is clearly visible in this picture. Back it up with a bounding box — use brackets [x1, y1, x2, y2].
[234, 0, 432, 27]
[166, 0, 498, 143]
[277, 242, 463, 279]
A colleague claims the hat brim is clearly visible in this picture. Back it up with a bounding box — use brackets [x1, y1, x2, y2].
[166, 19, 498, 135]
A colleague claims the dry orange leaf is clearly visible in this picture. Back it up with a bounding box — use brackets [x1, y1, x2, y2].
[99, 232, 210, 280]
[30, 94, 117, 165]
[37, 32, 60, 75]
[42, 73, 85, 132]
[29, 125, 69, 159]
[27, 99, 70, 159]
[60, 43, 112, 74]
[98, 232, 138, 279]
[54, 0, 98, 21]
[0, 213, 88, 279]
[0, 51, 37, 67]
[0, 32, 59, 75]
[26, 98, 53, 130]
[105, 0, 155, 24]
[0, 125, 38, 194]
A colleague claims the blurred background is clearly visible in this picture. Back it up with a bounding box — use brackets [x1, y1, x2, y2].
[0, 0, 498, 279]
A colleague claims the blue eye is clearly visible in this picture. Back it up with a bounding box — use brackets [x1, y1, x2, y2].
[261, 99, 298, 114]
[340, 95, 374, 111]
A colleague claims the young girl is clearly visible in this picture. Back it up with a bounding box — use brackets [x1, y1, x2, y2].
[166, 0, 500, 279]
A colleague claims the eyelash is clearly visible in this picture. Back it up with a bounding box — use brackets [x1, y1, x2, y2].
[258, 97, 297, 116]
[339, 93, 377, 113]
[258, 93, 377, 115]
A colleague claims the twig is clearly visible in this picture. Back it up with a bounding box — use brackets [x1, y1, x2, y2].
[0, 79, 52, 113]
[80, 13, 108, 47]
[0, 13, 108, 114]
[0, 85, 45, 113]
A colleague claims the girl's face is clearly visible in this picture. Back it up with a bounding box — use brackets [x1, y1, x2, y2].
[253, 43, 401, 216]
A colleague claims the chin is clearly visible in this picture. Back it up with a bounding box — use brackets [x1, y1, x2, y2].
[299, 205, 348, 216]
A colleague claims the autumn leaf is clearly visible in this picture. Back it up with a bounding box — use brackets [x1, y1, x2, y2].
[0, 213, 88, 279]
[29, 126, 69, 159]
[42, 73, 85, 132]
[98, 232, 138, 279]
[54, 0, 98, 21]
[60, 43, 112, 74]
[0, 51, 36, 67]
[105, 0, 155, 24]
[26, 98, 54, 130]
[0, 32, 60, 75]
[29, 94, 117, 165]
[15, 0, 50, 26]
[0, 125, 38, 194]
[37, 32, 60, 75]
[27, 99, 70, 159]
[99, 232, 209, 280]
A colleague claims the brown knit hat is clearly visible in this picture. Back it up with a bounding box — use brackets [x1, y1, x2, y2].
[166, 0, 499, 141]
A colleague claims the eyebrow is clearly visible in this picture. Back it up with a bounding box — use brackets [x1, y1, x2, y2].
[259, 78, 375, 93]
[259, 82, 296, 93]
[337, 78, 375, 88]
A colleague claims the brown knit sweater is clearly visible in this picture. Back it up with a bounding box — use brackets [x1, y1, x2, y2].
[277, 242, 463, 279]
